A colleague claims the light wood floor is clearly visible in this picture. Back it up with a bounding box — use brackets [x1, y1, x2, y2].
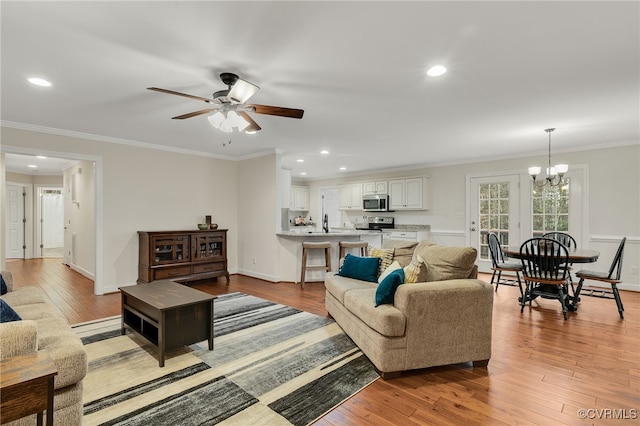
[5, 258, 639, 425]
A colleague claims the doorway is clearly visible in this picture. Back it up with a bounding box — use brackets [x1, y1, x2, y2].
[468, 174, 521, 273]
[36, 186, 64, 258]
[5, 184, 25, 259]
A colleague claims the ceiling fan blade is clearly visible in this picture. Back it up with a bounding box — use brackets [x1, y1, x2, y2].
[172, 108, 216, 120]
[237, 111, 261, 132]
[147, 87, 213, 103]
[248, 104, 304, 119]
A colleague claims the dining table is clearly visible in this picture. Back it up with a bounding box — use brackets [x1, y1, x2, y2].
[502, 245, 600, 312]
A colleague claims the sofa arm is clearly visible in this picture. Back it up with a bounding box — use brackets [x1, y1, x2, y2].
[393, 279, 493, 369]
[0, 320, 38, 360]
[1, 270, 14, 292]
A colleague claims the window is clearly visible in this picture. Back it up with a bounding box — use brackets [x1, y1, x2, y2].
[532, 178, 570, 237]
[479, 182, 511, 260]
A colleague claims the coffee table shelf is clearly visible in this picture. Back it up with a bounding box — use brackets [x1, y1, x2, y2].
[120, 280, 216, 367]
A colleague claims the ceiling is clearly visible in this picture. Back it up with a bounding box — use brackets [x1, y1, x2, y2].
[1, 2, 638, 179]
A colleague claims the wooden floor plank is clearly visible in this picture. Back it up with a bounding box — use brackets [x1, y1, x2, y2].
[4, 258, 639, 425]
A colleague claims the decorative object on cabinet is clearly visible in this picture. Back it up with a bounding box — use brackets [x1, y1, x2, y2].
[138, 230, 229, 284]
[197, 224, 209, 230]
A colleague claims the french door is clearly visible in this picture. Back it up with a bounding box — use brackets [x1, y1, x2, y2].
[469, 175, 521, 273]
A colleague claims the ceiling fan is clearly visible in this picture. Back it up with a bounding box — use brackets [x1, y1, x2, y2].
[148, 73, 304, 133]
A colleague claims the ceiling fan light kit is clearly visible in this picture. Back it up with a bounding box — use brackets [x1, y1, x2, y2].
[148, 72, 303, 134]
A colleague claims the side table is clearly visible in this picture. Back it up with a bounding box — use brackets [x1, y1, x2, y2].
[0, 350, 58, 426]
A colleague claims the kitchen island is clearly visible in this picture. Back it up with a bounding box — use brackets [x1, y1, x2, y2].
[277, 229, 383, 283]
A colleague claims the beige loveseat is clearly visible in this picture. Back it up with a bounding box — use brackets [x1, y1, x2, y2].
[1, 271, 86, 425]
[325, 240, 493, 378]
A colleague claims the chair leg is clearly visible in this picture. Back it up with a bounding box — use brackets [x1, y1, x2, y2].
[300, 247, 307, 289]
[493, 270, 501, 292]
[325, 248, 332, 272]
[515, 272, 524, 297]
[612, 284, 624, 319]
[558, 286, 568, 320]
[571, 278, 585, 312]
[520, 283, 529, 313]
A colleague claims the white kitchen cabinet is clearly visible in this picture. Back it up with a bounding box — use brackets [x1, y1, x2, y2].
[382, 230, 429, 242]
[339, 183, 363, 210]
[291, 185, 310, 211]
[388, 177, 427, 210]
[363, 181, 388, 195]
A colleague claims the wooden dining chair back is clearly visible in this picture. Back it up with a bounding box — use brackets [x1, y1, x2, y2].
[542, 232, 577, 250]
[487, 232, 523, 295]
[574, 237, 627, 319]
[519, 237, 571, 319]
[543, 231, 577, 288]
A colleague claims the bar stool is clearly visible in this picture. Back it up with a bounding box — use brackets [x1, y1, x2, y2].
[338, 241, 368, 260]
[300, 241, 332, 289]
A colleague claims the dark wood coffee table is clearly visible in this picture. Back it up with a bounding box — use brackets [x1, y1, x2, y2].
[119, 280, 216, 367]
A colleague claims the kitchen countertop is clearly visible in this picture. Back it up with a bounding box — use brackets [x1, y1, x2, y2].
[277, 229, 382, 237]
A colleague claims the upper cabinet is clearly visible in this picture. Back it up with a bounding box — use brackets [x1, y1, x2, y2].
[290, 185, 310, 211]
[363, 181, 388, 195]
[339, 183, 363, 210]
[389, 177, 428, 210]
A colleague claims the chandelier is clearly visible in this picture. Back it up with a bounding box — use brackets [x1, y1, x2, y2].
[528, 128, 568, 187]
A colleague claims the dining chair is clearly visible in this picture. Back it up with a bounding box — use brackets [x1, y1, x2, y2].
[573, 237, 627, 319]
[543, 231, 577, 289]
[487, 232, 523, 295]
[519, 237, 571, 320]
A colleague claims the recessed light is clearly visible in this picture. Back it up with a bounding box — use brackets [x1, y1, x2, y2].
[28, 77, 52, 87]
[297, 159, 304, 163]
[27, 164, 38, 168]
[36, 155, 47, 159]
[300, 172, 307, 176]
[427, 65, 447, 77]
[339, 167, 346, 171]
[320, 150, 329, 155]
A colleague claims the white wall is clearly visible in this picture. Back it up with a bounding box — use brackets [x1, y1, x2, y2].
[308, 144, 640, 290]
[237, 154, 280, 281]
[1, 126, 239, 294]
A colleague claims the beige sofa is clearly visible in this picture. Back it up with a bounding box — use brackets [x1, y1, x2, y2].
[325, 240, 494, 378]
[1, 270, 86, 425]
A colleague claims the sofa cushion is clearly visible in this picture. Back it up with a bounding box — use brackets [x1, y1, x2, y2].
[1, 299, 22, 322]
[404, 254, 428, 283]
[343, 288, 406, 337]
[1, 286, 47, 307]
[414, 244, 478, 281]
[378, 260, 402, 284]
[375, 269, 405, 306]
[368, 247, 394, 276]
[338, 254, 380, 282]
[383, 240, 420, 267]
[325, 273, 377, 304]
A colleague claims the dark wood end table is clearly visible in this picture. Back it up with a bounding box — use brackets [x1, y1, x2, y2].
[119, 280, 216, 367]
[0, 350, 58, 426]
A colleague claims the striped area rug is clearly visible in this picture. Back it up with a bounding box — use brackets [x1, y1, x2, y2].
[73, 292, 379, 426]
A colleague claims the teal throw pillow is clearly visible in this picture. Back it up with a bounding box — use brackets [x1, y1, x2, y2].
[338, 254, 380, 283]
[375, 269, 405, 306]
[0, 274, 7, 295]
[0, 299, 21, 322]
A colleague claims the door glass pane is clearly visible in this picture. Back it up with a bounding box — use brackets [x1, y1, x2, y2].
[478, 181, 512, 260]
[531, 178, 570, 237]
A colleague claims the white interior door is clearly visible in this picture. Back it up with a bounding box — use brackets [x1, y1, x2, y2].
[469, 175, 521, 273]
[6, 184, 24, 259]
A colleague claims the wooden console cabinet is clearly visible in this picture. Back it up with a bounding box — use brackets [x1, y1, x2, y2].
[138, 230, 229, 284]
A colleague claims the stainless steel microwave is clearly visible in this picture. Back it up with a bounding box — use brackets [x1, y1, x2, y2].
[363, 194, 389, 212]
